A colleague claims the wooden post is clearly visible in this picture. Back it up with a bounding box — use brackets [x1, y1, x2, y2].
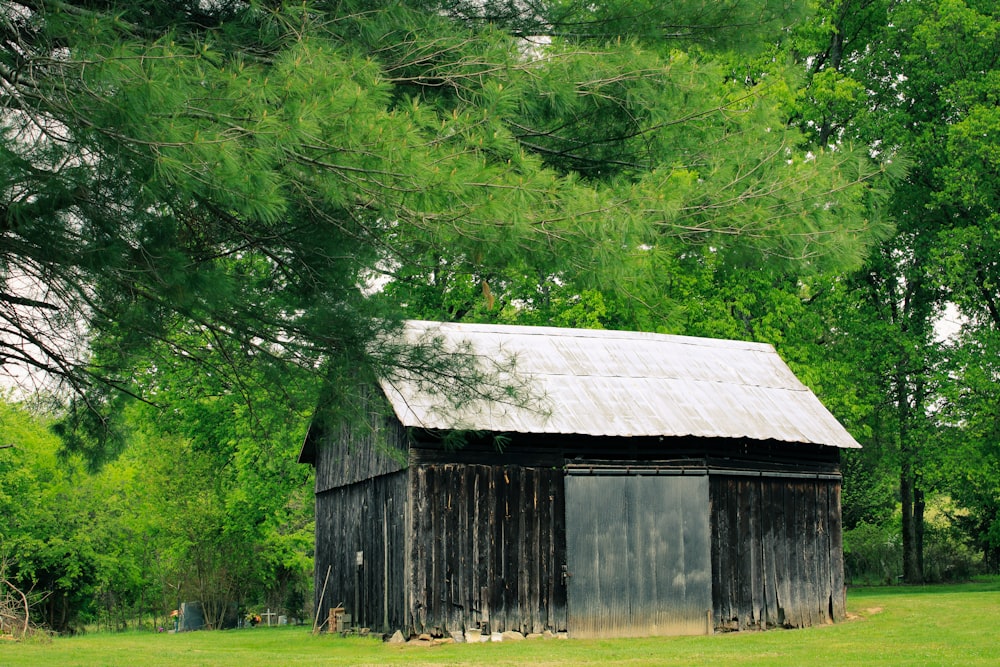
[355, 550, 363, 629]
[313, 565, 332, 634]
[383, 504, 389, 633]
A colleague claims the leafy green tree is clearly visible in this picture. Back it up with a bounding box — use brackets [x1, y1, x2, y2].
[794, 0, 1000, 581]
[0, 399, 105, 631]
[2, 330, 316, 632]
[97, 338, 316, 628]
[935, 330, 1000, 572]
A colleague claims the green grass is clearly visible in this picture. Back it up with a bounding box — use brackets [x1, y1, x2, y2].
[3, 580, 999, 667]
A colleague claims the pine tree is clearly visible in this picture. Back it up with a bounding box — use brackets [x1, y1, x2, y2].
[1, 1, 891, 416]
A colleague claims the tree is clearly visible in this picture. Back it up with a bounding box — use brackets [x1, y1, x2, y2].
[0, 1, 890, 428]
[0, 357, 316, 633]
[82, 333, 317, 628]
[795, 0, 1000, 581]
[0, 399, 105, 631]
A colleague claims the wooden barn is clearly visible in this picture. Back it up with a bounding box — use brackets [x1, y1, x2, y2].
[298, 320, 858, 639]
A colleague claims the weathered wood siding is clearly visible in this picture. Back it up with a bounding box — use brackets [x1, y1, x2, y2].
[313, 396, 409, 494]
[408, 463, 567, 636]
[306, 417, 848, 637]
[710, 475, 846, 630]
[313, 471, 408, 633]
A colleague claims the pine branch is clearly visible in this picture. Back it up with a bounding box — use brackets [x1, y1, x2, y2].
[0, 292, 59, 311]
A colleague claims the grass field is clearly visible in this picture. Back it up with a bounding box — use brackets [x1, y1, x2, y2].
[3, 580, 998, 666]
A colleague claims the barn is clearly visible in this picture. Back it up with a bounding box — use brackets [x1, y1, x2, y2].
[298, 320, 858, 639]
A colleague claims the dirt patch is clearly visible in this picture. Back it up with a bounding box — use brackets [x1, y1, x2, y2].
[845, 606, 883, 622]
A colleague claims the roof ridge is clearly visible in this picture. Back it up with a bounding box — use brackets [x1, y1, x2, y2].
[404, 319, 775, 352]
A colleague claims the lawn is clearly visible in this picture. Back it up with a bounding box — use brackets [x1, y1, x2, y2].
[3, 580, 998, 667]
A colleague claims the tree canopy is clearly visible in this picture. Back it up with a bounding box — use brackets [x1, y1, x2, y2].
[790, 0, 1000, 582]
[1, 0, 891, 413]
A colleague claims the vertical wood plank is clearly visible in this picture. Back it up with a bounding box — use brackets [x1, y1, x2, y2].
[736, 478, 754, 630]
[781, 482, 798, 626]
[460, 465, 471, 631]
[553, 467, 568, 633]
[710, 477, 734, 630]
[498, 465, 512, 632]
[791, 482, 809, 627]
[428, 465, 441, 633]
[749, 477, 763, 629]
[760, 479, 780, 628]
[473, 466, 487, 630]
[539, 469, 551, 631]
[828, 481, 846, 620]
[519, 466, 532, 634]
[803, 481, 816, 626]
[768, 481, 781, 628]
[530, 469, 542, 634]
[709, 479, 720, 629]
[814, 480, 831, 624]
[486, 465, 498, 633]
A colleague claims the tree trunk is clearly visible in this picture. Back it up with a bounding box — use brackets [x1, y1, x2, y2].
[900, 464, 924, 584]
[986, 541, 1000, 574]
[915, 485, 925, 577]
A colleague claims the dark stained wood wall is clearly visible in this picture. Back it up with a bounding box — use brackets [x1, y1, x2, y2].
[306, 401, 849, 637]
[710, 475, 846, 631]
[407, 463, 567, 636]
[312, 389, 409, 493]
[313, 471, 408, 633]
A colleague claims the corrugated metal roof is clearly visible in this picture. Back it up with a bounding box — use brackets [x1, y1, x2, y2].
[378, 320, 860, 449]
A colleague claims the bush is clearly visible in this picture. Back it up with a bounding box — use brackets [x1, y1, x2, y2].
[922, 522, 980, 583]
[844, 521, 901, 585]
[844, 518, 982, 585]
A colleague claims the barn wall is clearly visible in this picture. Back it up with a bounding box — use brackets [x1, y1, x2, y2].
[313, 471, 408, 633]
[710, 475, 846, 631]
[408, 463, 567, 636]
[307, 419, 848, 637]
[313, 391, 409, 493]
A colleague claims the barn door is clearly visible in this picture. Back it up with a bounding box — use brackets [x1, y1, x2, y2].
[564, 473, 712, 638]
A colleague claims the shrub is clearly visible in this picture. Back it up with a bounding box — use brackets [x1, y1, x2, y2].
[843, 521, 901, 585]
[922, 522, 980, 583]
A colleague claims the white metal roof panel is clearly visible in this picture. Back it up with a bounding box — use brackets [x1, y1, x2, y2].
[378, 320, 860, 449]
